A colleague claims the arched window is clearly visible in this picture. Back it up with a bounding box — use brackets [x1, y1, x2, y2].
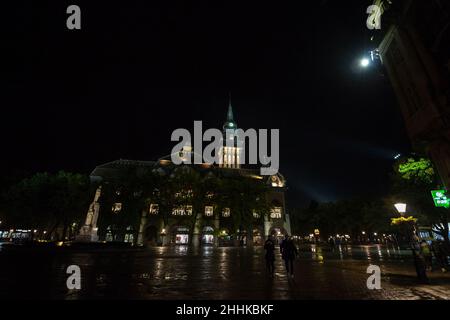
[204, 206, 214, 217]
[124, 226, 134, 244]
[222, 208, 231, 217]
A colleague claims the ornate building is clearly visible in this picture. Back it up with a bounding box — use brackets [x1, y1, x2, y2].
[78, 103, 290, 246]
[375, 0, 450, 188]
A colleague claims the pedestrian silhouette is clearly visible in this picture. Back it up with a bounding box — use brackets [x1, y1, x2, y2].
[280, 235, 298, 278]
[264, 235, 276, 277]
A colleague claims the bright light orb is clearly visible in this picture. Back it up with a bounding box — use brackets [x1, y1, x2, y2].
[394, 203, 407, 214]
[360, 58, 370, 67]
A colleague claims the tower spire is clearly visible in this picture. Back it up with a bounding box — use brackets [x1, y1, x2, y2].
[223, 92, 237, 131]
[227, 92, 234, 121]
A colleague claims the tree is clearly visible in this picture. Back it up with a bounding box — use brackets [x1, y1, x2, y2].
[2, 171, 91, 240]
[290, 198, 392, 241]
[390, 156, 449, 244]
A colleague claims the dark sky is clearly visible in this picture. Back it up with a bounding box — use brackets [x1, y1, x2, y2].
[4, 0, 411, 206]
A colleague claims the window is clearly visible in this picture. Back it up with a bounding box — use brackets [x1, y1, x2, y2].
[172, 205, 193, 216]
[149, 204, 159, 215]
[205, 206, 214, 217]
[271, 175, 284, 187]
[253, 210, 260, 218]
[112, 203, 122, 213]
[124, 233, 134, 243]
[175, 189, 193, 199]
[270, 207, 282, 219]
[222, 208, 231, 217]
[106, 226, 113, 242]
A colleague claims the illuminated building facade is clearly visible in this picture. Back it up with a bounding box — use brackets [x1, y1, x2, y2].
[375, 0, 450, 188]
[78, 104, 291, 246]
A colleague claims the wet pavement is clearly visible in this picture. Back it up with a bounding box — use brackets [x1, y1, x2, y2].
[0, 244, 449, 299]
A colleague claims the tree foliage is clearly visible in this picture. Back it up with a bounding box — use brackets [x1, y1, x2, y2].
[1, 171, 92, 240]
[390, 155, 449, 243]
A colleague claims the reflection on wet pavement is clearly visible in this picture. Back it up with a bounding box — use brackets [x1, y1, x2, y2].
[0, 244, 449, 300]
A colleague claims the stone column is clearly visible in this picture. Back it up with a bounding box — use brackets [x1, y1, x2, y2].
[214, 213, 220, 247]
[136, 209, 147, 246]
[264, 214, 272, 238]
[191, 213, 202, 247]
[77, 186, 101, 242]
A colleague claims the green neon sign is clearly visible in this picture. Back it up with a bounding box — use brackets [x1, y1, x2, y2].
[431, 190, 450, 208]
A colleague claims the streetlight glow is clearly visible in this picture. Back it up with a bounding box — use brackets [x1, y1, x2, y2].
[394, 203, 407, 214]
[360, 58, 370, 67]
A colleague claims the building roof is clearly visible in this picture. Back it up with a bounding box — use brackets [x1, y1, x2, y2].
[90, 158, 286, 188]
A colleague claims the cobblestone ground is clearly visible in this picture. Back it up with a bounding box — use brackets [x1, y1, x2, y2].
[1, 244, 449, 299]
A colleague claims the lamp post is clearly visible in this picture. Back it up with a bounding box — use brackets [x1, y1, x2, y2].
[161, 228, 167, 246]
[394, 203, 428, 282]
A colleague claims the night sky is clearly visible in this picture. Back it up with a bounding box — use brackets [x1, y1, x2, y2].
[4, 0, 411, 206]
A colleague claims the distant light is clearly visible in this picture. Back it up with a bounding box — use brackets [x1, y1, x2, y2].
[373, 232, 377, 236]
[394, 153, 401, 160]
[394, 203, 407, 214]
[362, 231, 366, 235]
[360, 58, 370, 67]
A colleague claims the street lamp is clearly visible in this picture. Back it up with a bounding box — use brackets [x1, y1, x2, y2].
[360, 58, 370, 67]
[393, 203, 427, 282]
[394, 203, 407, 216]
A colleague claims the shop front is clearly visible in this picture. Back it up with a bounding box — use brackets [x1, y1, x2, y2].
[202, 226, 214, 245]
[173, 226, 189, 244]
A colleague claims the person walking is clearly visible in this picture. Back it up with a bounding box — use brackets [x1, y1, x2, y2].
[420, 240, 432, 271]
[280, 235, 298, 278]
[264, 235, 276, 277]
[432, 240, 449, 272]
[412, 241, 429, 283]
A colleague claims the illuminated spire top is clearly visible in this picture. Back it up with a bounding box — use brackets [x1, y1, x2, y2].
[227, 93, 234, 121]
[223, 93, 237, 131]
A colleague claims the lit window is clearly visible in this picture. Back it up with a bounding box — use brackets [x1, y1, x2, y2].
[124, 233, 134, 243]
[172, 206, 183, 215]
[106, 225, 113, 242]
[222, 208, 231, 217]
[124, 226, 134, 243]
[172, 205, 193, 216]
[271, 176, 284, 187]
[253, 210, 260, 218]
[270, 207, 282, 219]
[205, 206, 214, 217]
[112, 203, 122, 213]
[149, 204, 159, 215]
